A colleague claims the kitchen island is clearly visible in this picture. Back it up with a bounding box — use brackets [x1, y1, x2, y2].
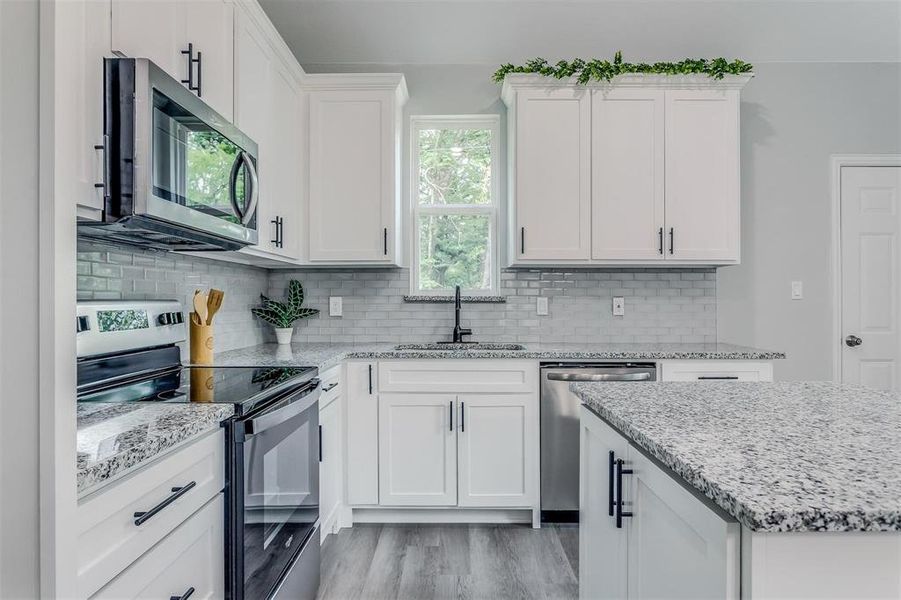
[573, 381, 901, 599]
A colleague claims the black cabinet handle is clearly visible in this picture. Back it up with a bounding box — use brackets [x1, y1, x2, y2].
[170, 587, 195, 600]
[520, 227, 525, 254]
[271, 217, 280, 247]
[608, 451, 615, 516]
[270, 216, 284, 248]
[668, 227, 674, 255]
[368, 364, 373, 394]
[383, 228, 388, 255]
[322, 382, 339, 392]
[449, 401, 453, 431]
[657, 227, 664, 255]
[319, 424, 323, 462]
[460, 402, 465, 432]
[697, 376, 739, 380]
[195, 50, 202, 98]
[133, 481, 196, 526]
[615, 459, 633, 528]
[180, 43, 200, 95]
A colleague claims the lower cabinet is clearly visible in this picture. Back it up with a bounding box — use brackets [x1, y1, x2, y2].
[90, 495, 224, 600]
[319, 370, 343, 537]
[580, 406, 739, 600]
[659, 360, 773, 382]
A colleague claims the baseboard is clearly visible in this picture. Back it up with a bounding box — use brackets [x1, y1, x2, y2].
[351, 507, 535, 525]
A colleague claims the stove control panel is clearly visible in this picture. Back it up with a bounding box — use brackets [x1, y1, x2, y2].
[76, 300, 186, 358]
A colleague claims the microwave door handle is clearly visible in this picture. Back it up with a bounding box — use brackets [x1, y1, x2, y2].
[244, 383, 320, 438]
[241, 151, 259, 226]
[228, 152, 245, 222]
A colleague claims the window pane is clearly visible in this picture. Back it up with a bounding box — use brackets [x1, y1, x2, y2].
[417, 128, 492, 205]
[418, 214, 491, 290]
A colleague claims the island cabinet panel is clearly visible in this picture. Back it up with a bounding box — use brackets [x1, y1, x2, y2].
[378, 393, 458, 506]
[509, 87, 592, 263]
[580, 407, 739, 600]
[457, 394, 537, 508]
[345, 362, 379, 505]
[659, 360, 773, 382]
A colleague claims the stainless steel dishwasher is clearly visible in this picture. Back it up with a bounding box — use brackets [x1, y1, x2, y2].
[540, 363, 656, 523]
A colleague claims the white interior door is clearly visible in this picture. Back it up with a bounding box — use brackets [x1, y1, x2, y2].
[378, 394, 457, 506]
[841, 165, 901, 390]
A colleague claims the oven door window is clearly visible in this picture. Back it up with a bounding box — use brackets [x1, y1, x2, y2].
[151, 90, 256, 228]
[243, 400, 319, 599]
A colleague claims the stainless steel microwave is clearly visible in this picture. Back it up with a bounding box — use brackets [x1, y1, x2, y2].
[78, 58, 259, 251]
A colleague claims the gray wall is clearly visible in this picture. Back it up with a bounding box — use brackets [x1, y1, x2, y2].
[0, 0, 40, 596]
[269, 268, 716, 345]
[76, 244, 270, 353]
[719, 62, 901, 380]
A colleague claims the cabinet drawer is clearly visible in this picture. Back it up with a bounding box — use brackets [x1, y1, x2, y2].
[77, 429, 225, 598]
[659, 361, 773, 382]
[379, 360, 538, 393]
[319, 365, 341, 410]
[90, 494, 225, 600]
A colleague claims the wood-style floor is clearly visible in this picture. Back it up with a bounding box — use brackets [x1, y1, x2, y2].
[317, 524, 579, 600]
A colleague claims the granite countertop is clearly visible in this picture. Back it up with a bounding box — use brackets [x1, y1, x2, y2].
[204, 341, 785, 369]
[77, 402, 234, 496]
[572, 381, 901, 533]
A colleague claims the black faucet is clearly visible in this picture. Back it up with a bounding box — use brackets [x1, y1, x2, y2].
[452, 285, 473, 343]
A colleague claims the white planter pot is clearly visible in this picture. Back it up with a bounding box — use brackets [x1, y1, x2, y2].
[274, 327, 294, 345]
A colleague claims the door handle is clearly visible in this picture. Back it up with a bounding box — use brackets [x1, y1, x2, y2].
[460, 401, 465, 432]
[449, 400, 453, 431]
[133, 481, 196, 526]
[520, 227, 525, 255]
[668, 227, 674, 255]
[615, 459, 633, 528]
[845, 335, 863, 347]
[608, 451, 615, 517]
[658, 227, 664, 255]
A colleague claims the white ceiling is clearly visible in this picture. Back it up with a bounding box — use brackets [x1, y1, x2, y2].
[259, 0, 901, 66]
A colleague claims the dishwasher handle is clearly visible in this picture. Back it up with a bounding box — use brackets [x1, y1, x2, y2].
[546, 372, 652, 382]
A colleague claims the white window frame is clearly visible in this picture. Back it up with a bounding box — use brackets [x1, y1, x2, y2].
[410, 115, 501, 295]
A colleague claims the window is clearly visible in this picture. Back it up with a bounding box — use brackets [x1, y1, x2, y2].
[411, 116, 500, 294]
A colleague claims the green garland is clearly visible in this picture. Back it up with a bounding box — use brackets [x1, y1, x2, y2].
[493, 51, 753, 84]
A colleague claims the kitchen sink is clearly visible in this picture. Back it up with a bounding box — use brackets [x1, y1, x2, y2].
[394, 343, 527, 351]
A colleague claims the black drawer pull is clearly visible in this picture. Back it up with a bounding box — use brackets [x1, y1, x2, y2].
[170, 587, 195, 600]
[697, 376, 739, 380]
[608, 451, 615, 516]
[133, 481, 196, 526]
[368, 364, 373, 394]
[322, 382, 339, 393]
[615, 459, 633, 528]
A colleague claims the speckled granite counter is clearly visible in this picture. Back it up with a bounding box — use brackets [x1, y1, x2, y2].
[77, 402, 234, 496]
[204, 341, 784, 370]
[572, 381, 901, 533]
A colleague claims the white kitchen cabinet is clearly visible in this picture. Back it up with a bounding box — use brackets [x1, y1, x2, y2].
[457, 394, 537, 508]
[111, 0, 234, 120]
[580, 407, 739, 600]
[591, 89, 665, 261]
[90, 495, 224, 600]
[319, 381, 342, 538]
[664, 89, 740, 262]
[504, 86, 592, 263]
[378, 393, 458, 506]
[345, 361, 379, 505]
[307, 75, 408, 264]
[659, 360, 773, 382]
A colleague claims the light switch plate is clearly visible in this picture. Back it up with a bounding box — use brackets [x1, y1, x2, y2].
[329, 296, 343, 317]
[791, 281, 803, 300]
[612, 297, 625, 316]
[536, 297, 549, 316]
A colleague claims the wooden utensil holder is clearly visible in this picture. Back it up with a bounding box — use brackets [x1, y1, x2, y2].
[189, 313, 214, 365]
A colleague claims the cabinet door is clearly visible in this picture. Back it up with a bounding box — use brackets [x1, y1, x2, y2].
[512, 88, 591, 262]
[110, 0, 182, 76]
[664, 90, 740, 262]
[319, 397, 341, 536]
[90, 495, 224, 600]
[579, 407, 629, 600]
[378, 394, 456, 506]
[183, 0, 234, 120]
[345, 362, 378, 505]
[592, 89, 665, 261]
[626, 447, 739, 600]
[309, 90, 395, 262]
[457, 394, 537, 508]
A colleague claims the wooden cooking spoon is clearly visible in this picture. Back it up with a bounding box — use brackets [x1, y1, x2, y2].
[193, 289, 208, 326]
[206, 289, 224, 325]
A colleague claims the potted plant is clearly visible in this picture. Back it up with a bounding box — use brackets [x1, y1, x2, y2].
[251, 280, 320, 345]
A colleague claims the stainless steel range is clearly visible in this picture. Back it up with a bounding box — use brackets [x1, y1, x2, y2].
[76, 300, 321, 600]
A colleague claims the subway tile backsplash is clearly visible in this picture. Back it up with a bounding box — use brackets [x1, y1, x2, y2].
[268, 268, 716, 345]
[76, 243, 269, 353]
[76, 244, 716, 350]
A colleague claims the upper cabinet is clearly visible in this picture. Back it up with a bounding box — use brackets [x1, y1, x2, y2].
[502, 74, 750, 267]
[111, 0, 234, 119]
[307, 75, 408, 265]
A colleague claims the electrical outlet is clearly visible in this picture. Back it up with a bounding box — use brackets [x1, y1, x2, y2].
[329, 296, 343, 317]
[536, 297, 549, 316]
[612, 297, 625, 316]
[791, 281, 803, 300]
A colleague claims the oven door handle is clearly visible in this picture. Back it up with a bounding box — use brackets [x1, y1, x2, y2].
[546, 372, 652, 382]
[244, 381, 320, 438]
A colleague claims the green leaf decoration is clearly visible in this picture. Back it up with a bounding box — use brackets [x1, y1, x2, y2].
[493, 52, 753, 84]
[251, 280, 320, 328]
